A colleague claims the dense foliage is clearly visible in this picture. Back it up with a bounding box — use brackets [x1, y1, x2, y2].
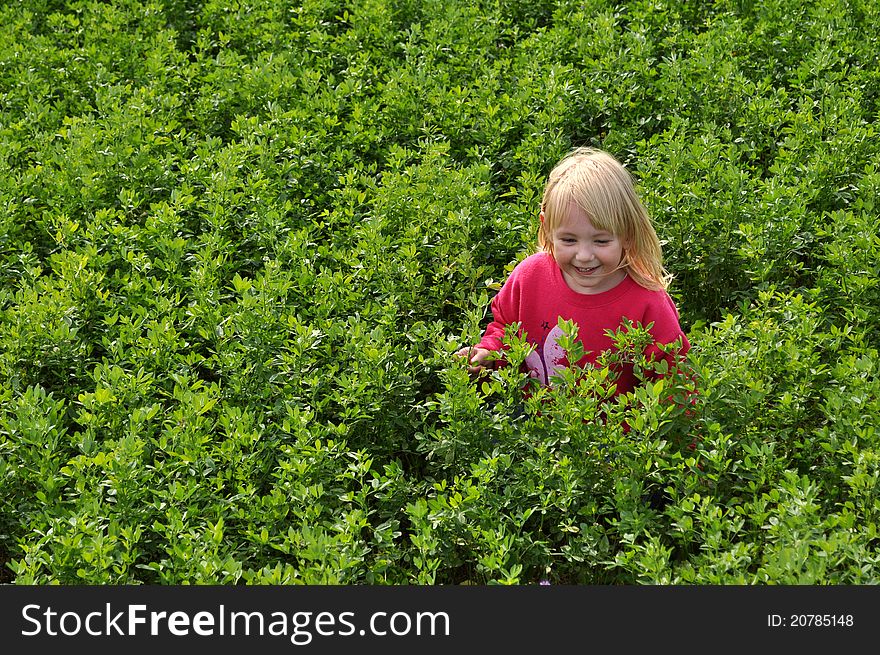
[1, 0, 879, 584]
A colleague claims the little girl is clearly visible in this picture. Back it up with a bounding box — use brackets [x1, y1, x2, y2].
[456, 147, 689, 395]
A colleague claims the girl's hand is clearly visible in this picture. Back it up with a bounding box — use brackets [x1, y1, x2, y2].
[454, 346, 492, 375]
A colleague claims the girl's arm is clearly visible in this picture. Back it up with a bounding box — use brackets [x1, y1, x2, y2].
[642, 292, 691, 374]
[455, 294, 512, 374]
[455, 262, 525, 372]
[642, 295, 700, 443]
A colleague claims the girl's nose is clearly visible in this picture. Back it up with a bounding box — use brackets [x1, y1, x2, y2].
[577, 245, 594, 261]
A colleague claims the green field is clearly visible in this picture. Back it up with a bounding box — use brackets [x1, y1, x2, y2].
[1, 0, 879, 584]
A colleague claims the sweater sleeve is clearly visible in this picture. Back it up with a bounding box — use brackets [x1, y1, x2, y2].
[641, 292, 699, 437]
[475, 262, 525, 352]
[641, 291, 690, 373]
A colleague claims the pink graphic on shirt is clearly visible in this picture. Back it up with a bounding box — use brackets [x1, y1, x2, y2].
[524, 325, 567, 385]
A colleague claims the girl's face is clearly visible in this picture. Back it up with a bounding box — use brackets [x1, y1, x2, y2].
[550, 202, 627, 295]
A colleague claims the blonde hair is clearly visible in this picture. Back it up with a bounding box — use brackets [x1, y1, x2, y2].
[537, 147, 672, 291]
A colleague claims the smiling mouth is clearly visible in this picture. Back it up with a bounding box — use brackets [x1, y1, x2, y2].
[574, 265, 601, 275]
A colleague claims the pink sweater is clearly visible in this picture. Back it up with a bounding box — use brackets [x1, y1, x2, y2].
[476, 252, 690, 395]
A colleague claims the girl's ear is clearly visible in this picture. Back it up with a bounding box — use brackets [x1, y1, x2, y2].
[539, 211, 551, 242]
